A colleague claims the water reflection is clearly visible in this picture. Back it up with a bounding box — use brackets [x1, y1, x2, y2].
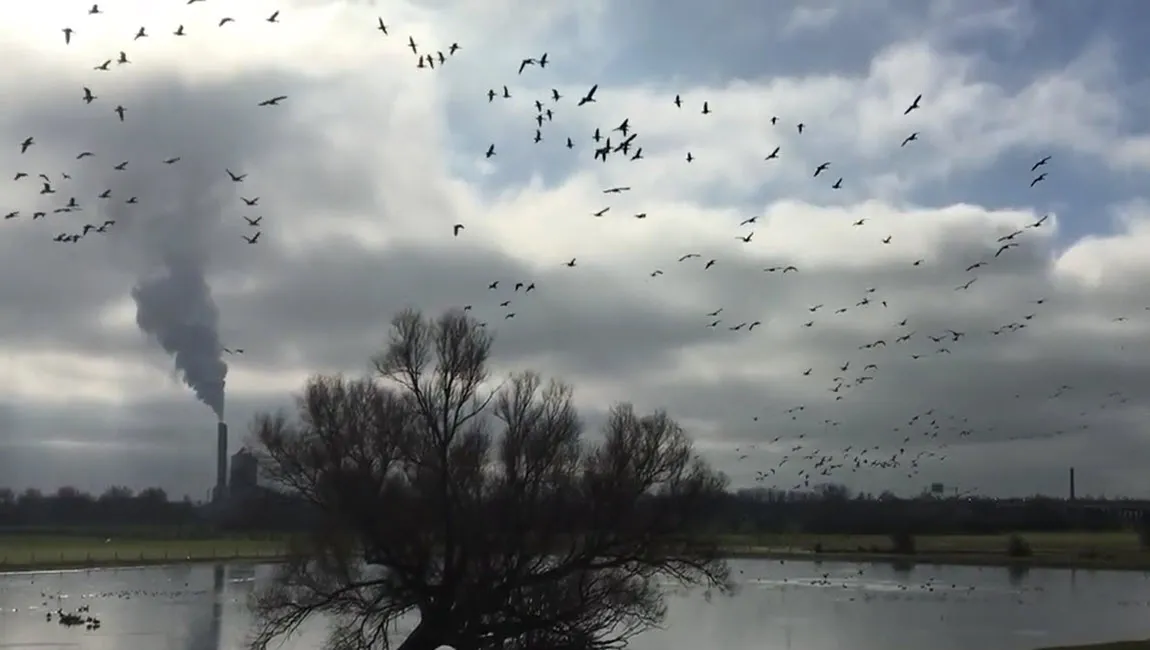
[0, 560, 1146, 650]
[183, 564, 226, 650]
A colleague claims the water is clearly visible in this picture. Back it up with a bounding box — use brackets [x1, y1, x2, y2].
[1, 560, 1148, 650]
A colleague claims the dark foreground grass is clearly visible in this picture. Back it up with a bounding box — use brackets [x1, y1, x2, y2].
[0, 530, 1146, 573]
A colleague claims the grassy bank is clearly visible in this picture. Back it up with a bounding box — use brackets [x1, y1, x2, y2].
[0, 533, 289, 573]
[0, 530, 1146, 573]
[716, 531, 1150, 571]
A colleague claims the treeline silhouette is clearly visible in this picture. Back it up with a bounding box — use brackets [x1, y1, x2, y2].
[0, 483, 1144, 536]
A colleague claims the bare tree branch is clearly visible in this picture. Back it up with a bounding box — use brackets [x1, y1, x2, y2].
[248, 309, 732, 650]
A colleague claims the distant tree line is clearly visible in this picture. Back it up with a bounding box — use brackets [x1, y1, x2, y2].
[0, 481, 1143, 537]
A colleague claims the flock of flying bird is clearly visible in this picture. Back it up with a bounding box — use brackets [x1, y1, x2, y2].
[4, 4, 1144, 495]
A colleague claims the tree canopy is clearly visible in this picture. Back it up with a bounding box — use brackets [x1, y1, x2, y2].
[247, 308, 731, 650]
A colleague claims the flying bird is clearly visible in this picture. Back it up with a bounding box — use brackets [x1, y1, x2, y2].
[904, 94, 922, 114]
[258, 96, 288, 106]
[577, 85, 598, 106]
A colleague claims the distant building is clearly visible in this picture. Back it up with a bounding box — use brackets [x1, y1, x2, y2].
[228, 448, 259, 496]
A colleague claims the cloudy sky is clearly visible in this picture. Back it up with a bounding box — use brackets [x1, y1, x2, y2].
[1, 0, 1149, 500]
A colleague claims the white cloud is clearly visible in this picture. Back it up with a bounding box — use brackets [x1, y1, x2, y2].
[0, 0, 1149, 497]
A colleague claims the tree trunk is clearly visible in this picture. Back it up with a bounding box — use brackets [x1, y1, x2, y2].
[395, 619, 446, 650]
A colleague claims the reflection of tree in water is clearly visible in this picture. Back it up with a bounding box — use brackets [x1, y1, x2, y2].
[1007, 563, 1031, 588]
[183, 564, 226, 650]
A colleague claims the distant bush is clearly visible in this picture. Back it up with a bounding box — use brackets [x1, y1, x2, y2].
[889, 530, 916, 555]
[1006, 534, 1033, 558]
[1137, 520, 1150, 550]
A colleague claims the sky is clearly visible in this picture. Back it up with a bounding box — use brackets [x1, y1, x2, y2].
[1, 0, 1150, 501]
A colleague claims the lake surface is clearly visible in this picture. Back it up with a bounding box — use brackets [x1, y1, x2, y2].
[1, 560, 1148, 650]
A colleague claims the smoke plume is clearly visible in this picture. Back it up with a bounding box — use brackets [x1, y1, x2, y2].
[132, 253, 228, 420]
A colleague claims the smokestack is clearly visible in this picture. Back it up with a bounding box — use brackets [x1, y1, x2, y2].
[215, 421, 228, 501]
[1069, 467, 1076, 501]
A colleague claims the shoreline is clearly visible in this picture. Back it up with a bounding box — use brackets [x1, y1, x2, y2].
[722, 546, 1150, 571]
[2, 546, 1148, 575]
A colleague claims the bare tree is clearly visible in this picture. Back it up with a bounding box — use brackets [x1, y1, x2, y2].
[247, 308, 732, 650]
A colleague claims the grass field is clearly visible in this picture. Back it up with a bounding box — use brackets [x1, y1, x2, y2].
[714, 531, 1150, 570]
[0, 530, 1145, 573]
[0, 533, 289, 572]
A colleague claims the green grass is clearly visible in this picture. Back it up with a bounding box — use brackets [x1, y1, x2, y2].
[0, 529, 1145, 573]
[713, 531, 1150, 570]
[0, 533, 289, 572]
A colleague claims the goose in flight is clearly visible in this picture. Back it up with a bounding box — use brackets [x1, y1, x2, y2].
[995, 243, 1017, 257]
[243, 232, 261, 244]
[258, 95, 288, 106]
[564, 258, 577, 267]
[175, 25, 186, 35]
[764, 146, 780, 160]
[63, 27, 74, 44]
[1029, 173, 1047, 187]
[267, 10, 280, 22]
[603, 186, 630, 194]
[377, 18, 388, 34]
[485, 144, 495, 158]
[679, 253, 700, 261]
[408, 36, 418, 54]
[94, 60, 111, 70]
[518, 57, 537, 74]
[577, 85, 598, 106]
[453, 224, 464, 236]
[904, 94, 922, 114]
[134, 27, 147, 40]
[89, 4, 102, 13]
[1031, 155, 1051, 171]
[244, 216, 262, 226]
[814, 162, 830, 177]
[241, 197, 259, 206]
[117, 51, 129, 64]
[226, 169, 246, 182]
[82, 87, 97, 103]
[901, 132, 918, 147]
[219, 17, 235, 27]
[20, 137, 34, 153]
[163, 157, 181, 164]
[114, 105, 126, 121]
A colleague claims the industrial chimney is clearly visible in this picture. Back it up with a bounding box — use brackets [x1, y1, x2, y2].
[1069, 466, 1076, 502]
[214, 421, 228, 502]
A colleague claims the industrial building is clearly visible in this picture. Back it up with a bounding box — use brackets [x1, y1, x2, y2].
[209, 421, 259, 504]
